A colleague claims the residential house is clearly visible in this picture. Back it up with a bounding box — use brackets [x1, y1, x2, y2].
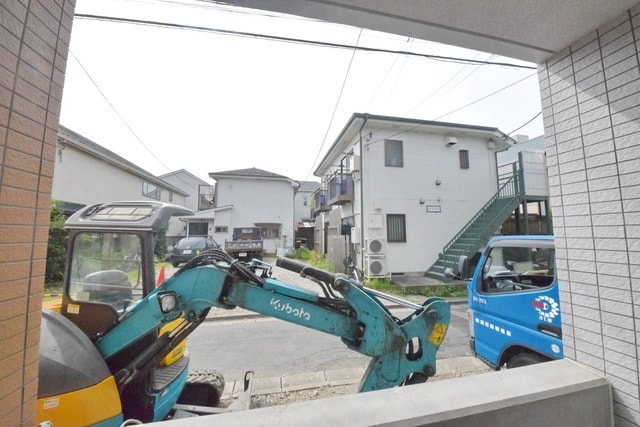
[159, 169, 216, 245]
[313, 113, 524, 280]
[294, 180, 321, 249]
[179, 168, 300, 255]
[53, 126, 189, 217]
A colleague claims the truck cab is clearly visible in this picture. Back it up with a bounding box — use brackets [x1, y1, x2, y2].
[462, 235, 563, 369]
[224, 227, 264, 261]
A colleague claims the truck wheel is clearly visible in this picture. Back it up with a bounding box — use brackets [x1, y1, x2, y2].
[506, 352, 548, 369]
[178, 369, 225, 407]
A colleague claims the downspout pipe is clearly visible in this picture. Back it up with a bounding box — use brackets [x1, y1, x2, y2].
[358, 115, 367, 271]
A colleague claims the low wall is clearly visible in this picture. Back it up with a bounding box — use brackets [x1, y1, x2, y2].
[153, 359, 612, 426]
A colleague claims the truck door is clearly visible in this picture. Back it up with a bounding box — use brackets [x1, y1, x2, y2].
[468, 238, 563, 368]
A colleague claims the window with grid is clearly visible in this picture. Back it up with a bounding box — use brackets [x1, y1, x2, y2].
[385, 139, 403, 167]
[387, 214, 406, 242]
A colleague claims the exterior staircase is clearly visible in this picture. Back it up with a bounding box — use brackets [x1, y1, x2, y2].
[424, 167, 525, 281]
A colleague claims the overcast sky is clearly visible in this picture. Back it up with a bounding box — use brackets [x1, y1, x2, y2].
[60, 0, 544, 183]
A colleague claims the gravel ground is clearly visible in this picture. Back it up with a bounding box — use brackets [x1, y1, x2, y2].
[220, 373, 461, 410]
[230, 384, 357, 409]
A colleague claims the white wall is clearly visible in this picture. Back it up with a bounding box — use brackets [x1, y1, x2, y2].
[52, 146, 186, 207]
[214, 177, 297, 253]
[355, 130, 500, 275]
[294, 188, 316, 222]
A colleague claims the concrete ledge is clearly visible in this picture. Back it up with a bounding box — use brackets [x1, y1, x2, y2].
[156, 359, 612, 426]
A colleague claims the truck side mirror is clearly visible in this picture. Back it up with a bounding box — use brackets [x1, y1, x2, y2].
[443, 267, 458, 279]
[444, 255, 470, 280]
[458, 255, 470, 279]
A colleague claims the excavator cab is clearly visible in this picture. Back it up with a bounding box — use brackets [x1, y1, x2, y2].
[63, 231, 144, 338]
[39, 201, 200, 425]
[58, 201, 191, 339]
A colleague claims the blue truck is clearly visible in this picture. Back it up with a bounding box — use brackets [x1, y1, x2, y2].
[449, 235, 563, 369]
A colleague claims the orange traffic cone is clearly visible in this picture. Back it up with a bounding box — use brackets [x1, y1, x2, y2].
[156, 265, 166, 287]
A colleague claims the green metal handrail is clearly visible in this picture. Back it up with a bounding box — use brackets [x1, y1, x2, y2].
[441, 164, 525, 271]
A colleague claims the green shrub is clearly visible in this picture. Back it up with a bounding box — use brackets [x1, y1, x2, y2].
[45, 202, 68, 287]
[285, 248, 336, 272]
[286, 247, 314, 262]
[285, 250, 466, 298]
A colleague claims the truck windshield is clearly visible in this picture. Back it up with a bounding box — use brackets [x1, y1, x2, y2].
[481, 245, 555, 293]
[68, 232, 143, 311]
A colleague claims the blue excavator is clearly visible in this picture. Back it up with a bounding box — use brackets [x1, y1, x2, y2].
[38, 201, 450, 425]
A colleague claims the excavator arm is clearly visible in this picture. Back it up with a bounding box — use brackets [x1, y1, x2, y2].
[42, 201, 450, 424]
[95, 249, 450, 393]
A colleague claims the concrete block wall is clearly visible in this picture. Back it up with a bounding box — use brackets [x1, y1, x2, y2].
[0, 1, 75, 425]
[538, 5, 640, 426]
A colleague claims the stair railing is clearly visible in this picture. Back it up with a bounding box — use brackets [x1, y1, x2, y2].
[440, 164, 524, 271]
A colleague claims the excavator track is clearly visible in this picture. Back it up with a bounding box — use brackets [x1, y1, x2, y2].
[178, 369, 225, 407]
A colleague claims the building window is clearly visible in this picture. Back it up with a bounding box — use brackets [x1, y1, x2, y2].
[214, 226, 228, 233]
[188, 222, 208, 236]
[387, 214, 406, 242]
[142, 181, 160, 200]
[168, 191, 173, 202]
[459, 149, 470, 169]
[262, 226, 280, 239]
[385, 139, 403, 167]
[255, 223, 281, 239]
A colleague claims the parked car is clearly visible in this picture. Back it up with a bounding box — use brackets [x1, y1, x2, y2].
[170, 236, 220, 267]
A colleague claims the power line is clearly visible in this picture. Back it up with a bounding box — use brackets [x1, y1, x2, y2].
[306, 29, 363, 181]
[67, 50, 169, 168]
[508, 111, 542, 136]
[360, 72, 540, 146]
[74, 13, 537, 70]
[405, 51, 491, 116]
[70, 6, 540, 181]
[432, 72, 537, 121]
[67, 50, 199, 188]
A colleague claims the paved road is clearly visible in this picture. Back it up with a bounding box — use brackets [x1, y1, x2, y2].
[187, 303, 470, 383]
[163, 257, 472, 383]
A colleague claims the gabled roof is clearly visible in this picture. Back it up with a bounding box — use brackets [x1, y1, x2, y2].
[209, 167, 299, 188]
[180, 204, 234, 221]
[297, 181, 321, 192]
[159, 169, 212, 186]
[314, 113, 516, 176]
[58, 125, 188, 196]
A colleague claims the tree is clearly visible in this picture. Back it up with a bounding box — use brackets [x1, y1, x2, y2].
[154, 228, 168, 261]
[45, 201, 68, 286]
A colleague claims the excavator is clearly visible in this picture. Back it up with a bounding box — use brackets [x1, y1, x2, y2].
[38, 200, 450, 426]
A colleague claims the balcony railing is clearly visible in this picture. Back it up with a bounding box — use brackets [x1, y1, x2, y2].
[312, 188, 330, 216]
[327, 173, 354, 205]
[198, 195, 215, 211]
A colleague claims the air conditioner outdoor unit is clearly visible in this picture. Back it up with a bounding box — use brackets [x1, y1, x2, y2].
[364, 255, 387, 278]
[365, 238, 385, 254]
[349, 155, 360, 172]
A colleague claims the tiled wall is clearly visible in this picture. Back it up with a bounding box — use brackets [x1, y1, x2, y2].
[0, 1, 75, 425]
[539, 6, 640, 426]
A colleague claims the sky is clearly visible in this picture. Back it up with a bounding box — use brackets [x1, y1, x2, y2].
[60, 0, 544, 184]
